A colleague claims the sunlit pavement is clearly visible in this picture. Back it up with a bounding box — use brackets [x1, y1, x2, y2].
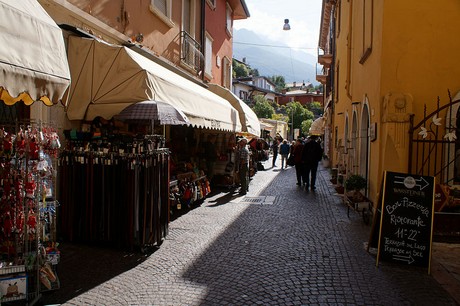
[40, 159, 458, 305]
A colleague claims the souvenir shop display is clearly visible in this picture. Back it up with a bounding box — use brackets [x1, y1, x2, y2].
[0, 123, 61, 304]
[59, 124, 170, 251]
[248, 138, 269, 172]
[168, 126, 212, 218]
[209, 132, 238, 188]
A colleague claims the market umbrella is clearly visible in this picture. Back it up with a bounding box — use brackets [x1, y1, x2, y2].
[116, 100, 189, 125]
[115, 100, 190, 134]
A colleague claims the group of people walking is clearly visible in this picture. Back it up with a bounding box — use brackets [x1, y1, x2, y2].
[235, 134, 324, 195]
[272, 135, 324, 191]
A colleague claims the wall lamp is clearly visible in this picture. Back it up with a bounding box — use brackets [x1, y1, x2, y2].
[283, 19, 291, 31]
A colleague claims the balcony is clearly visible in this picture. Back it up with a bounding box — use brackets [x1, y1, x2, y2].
[316, 63, 328, 85]
[318, 54, 333, 67]
[180, 31, 204, 73]
[318, 48, 333, 68]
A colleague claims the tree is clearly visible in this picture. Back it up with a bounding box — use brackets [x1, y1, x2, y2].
[251, 68, 259, 76]
[233, 59, 249, 78]
[272, 113, 287, 121]
[306, 101, 323, 118]
[286, 102, 314, 131]
[301, 119, 314, 136]
[270, 75, 286, 92]
[252, 95, 274, 119]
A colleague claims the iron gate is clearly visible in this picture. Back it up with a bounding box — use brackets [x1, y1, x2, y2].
[409, 91, 460, 186]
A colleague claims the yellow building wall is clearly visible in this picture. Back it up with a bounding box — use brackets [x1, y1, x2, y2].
[380, 0, 460, 125]
[334, 0, 460, 203]
[378, 0, 460, 188]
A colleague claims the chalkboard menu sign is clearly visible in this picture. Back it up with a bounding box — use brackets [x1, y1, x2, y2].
[376, 171, 435, 270]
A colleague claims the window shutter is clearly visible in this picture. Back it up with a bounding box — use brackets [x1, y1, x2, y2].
[154, 0, 167, 15]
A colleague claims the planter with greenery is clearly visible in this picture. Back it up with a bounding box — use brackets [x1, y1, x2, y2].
[344, 174, 367, 202]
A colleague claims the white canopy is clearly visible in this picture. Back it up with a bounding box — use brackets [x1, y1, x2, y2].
[309, 117, 326, 136]
[66, 36, 241, 132]
[207, 84, 260, 137]
[0, 0, 70, 105]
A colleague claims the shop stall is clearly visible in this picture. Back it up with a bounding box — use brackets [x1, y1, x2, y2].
[58, 128, 169, 251]
[0, 0, 71, 303]
[167, 126, 232, 217]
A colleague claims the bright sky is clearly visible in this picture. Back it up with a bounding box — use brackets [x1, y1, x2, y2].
[233, 0, 323, 56]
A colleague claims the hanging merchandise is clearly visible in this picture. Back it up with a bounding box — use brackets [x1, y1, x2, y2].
[59, 132, 170, 251]
[0, 123, 61, 304]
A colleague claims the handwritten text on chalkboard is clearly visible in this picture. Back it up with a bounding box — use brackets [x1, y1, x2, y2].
[377, 172, 434, 268]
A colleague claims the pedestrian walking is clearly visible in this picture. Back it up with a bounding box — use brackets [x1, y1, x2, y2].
[271, 137, 280, 167]
[301, 135, 323, 191]
[236, 138, 250, 195]
[292, 138, 305, 186]
[279, 140, 290, 169]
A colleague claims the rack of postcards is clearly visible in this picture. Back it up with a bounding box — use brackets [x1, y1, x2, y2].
[58, 134, 170, 251]
[0, 122, 61, 304]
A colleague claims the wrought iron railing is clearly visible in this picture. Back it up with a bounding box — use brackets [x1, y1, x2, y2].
[180, 31, 204, 73]
[409, 91, 460, 185]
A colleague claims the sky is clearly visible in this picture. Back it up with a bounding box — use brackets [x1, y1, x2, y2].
[233, 0, 323, 56]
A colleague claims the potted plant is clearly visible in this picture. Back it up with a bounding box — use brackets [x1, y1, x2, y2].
[344, 174, 367, 202]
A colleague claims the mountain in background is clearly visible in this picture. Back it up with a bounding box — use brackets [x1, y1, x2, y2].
[233, 28, 318, 85]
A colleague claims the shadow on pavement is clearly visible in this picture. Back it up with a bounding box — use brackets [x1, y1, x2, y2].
[38, 243, 149, 305]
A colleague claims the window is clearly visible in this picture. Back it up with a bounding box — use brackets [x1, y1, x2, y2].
[226, 3, 233, 35]
[204, 33, 213, 78]
[182, 0, 196, 35]
[150, 0, 174, 27]
[239, 90, 248, 101]
[222, 56, 231, 88]
[359, 0, 373, 64]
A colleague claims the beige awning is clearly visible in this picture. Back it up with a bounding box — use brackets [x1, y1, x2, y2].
[0, 0, 70, 105]
[260, 122, 274, 131]
[309, 117, 326, 135]
[207, 84, 260, 137]
[66, 36, 241, 132]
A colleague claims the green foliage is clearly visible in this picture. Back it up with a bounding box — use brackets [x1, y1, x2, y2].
[233, 59, 249, 78]
[301, 119, 313, 136]
[306, 102, 323, 118]
[286, 102, 314, 132]
[344, 174, 367, 191]
[272, 113, 287, 121]
[270, 75, 286, 92]
[252, 95, 274, 119]
[251, 68, 260, 77]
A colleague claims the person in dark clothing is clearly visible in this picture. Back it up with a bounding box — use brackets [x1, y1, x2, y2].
[292, 138, 305, 186]
[279, 140, 290, 169]
[203, 134, 218, 182]
[271, 138, 280, 167]
[301, 135, 323, 191]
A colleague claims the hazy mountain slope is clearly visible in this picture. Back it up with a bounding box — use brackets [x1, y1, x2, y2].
[233, 29, 318, 84]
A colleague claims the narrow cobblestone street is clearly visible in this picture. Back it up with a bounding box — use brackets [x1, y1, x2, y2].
[40, 160, 457, 305]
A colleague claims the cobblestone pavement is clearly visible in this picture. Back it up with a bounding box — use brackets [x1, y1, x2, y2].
[40, 160, 458, 305]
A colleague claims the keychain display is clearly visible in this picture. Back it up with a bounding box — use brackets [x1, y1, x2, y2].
[0, 123, 61, 303]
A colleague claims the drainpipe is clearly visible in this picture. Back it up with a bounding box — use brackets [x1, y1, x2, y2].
[200, 0, 205, 81]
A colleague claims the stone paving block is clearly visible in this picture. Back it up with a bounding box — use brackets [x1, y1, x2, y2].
[39, 159, 458, 305]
